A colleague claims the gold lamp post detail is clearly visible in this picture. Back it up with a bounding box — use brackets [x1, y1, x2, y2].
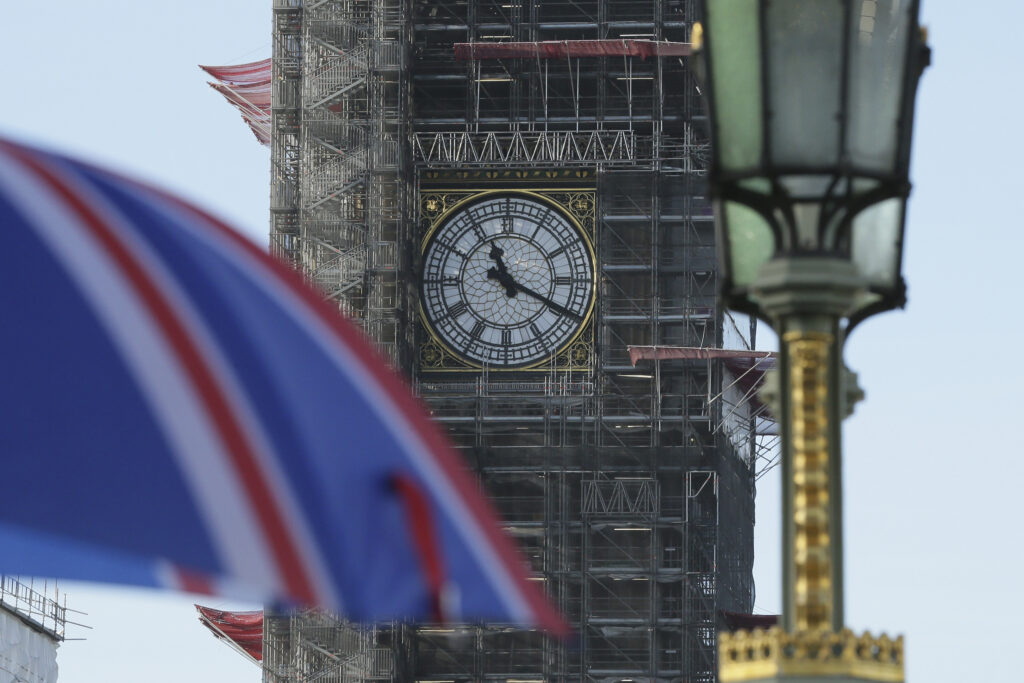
[788, 330, 833, 634]
[691, 1, 930, 682]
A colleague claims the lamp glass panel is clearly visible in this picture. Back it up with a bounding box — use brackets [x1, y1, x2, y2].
[706, 0, 763, 172]
[850, 197, 903, 289]
[724, 201, 776, 288]
[846, 0, 912, 173]
[766, 0, 844, 167]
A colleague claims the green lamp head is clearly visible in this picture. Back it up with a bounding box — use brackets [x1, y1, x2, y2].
[692, 0, 929, 329]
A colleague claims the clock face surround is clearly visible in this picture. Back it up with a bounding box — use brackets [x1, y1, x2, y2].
[421, 193, 595, 368]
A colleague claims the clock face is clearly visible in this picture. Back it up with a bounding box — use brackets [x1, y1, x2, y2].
[421, 194, 595, 368]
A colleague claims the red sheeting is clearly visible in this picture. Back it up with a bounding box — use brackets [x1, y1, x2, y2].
[455, 39, 692, 61]
[629, 346, 777, 421]
[199, 60, 272, 87]
[628, 346, 775, 366]
[195, 605, 263, 662]
[199, 59, 271, 146]
[209, 83, 271, 112]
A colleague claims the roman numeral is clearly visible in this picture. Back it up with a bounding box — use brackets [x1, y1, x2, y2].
[440, 301, 468, 321]
[501, 328, 512, 346]
[548, 246, 566, 259]
[470, 321, 485, 339]
[531, 209, 551, 239]
[555, 276, 571, 286]
[501, 215, 514, 233]
[436, 239, 467, 258]
[529, 322, 543, 340]
[424, 275, 459, 286]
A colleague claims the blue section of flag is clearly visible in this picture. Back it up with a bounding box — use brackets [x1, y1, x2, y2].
[0, 190, 222, 572]
[0, 523, 163, 591]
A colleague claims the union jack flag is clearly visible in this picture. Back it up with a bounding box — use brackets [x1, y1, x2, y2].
[0, 136, 564, 633]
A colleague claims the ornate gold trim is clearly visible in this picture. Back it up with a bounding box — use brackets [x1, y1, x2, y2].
[784, 330, 834, 632]
[417, 188, 597, 372]
[419, 188, 596, 253]
[719, 628, 904, 683]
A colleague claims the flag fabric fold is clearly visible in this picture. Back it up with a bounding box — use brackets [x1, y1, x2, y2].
[0, 136, 565, 634]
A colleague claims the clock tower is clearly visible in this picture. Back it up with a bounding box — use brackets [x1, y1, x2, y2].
[266, 0, 763, 680]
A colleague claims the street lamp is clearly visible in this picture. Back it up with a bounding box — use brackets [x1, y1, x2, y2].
[691, 1, 929, 681]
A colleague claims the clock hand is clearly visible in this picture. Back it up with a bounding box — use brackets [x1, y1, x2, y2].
[486, 266, 518, 297]
[487, 244, 518, 297]
[511, 281, 584, 321]
[488, 244, 509, 274]
[487, 243, 581, 319]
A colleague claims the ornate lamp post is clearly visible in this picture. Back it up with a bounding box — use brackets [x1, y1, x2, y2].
[691, 1, 929, 681]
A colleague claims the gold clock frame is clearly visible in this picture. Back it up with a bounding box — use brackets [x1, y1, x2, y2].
[418, 188, 597, 373]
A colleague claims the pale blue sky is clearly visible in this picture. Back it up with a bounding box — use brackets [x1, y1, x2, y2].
[2, 2, 1021, 682]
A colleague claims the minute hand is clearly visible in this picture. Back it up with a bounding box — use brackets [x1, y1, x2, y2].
[513, 282, 583, 321]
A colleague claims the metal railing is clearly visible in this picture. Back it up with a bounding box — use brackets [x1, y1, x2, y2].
[0, 576, 67, 640]
[418, 378, 596, 397]
[414, 130, 643, 166]
[582, 479, 658, 517]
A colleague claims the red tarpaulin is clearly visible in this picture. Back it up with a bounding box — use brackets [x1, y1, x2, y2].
[455, 39, 692, 61]
[196, 606, 263, 662]
[629, 346, 777, 420]
[209, 82, 271, 111]
[199, 60, 272, 87]
[199, 59, 271, 146]
[628, 346, 776, 367]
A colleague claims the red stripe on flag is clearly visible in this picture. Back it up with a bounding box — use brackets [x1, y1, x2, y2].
[1, 141, 318, 605]
[392, 474, 448, 623]
[173, 565, 217, 596]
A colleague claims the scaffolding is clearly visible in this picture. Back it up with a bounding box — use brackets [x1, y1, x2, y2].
[271, 0, 410, 363]
[268, 0, 767, 680]
[628, 345, 780, 482]
[264, 610, 403, 683]
[0, 576, 67, 642]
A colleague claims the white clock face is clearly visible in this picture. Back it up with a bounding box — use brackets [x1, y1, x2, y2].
[421, 195, 595, 368]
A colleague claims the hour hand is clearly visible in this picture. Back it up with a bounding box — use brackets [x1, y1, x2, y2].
[488, 244, 508, 273]
[487, 244, 518, 297]
[487, 265, 519, 298]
